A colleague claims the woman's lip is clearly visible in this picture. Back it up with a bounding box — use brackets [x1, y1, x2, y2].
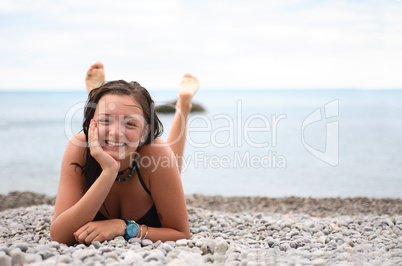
[105, 140, 127, 147]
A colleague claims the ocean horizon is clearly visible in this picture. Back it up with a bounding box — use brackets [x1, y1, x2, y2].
[1, 89, 401, 198]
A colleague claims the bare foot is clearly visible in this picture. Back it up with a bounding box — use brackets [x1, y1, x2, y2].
[177, 73, 199, 113]
[85, 62, 105, 94]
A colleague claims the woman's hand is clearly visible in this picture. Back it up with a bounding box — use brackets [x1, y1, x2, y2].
[74, 219, 126, 245]
[88, 119, 120, 175]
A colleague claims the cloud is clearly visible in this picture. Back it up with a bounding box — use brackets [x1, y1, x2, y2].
[0, 0, 401, 90]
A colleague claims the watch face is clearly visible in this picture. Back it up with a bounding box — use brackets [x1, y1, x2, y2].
[127, 223, 138, 238]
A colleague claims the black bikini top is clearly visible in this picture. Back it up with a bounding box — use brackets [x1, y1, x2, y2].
[94, 162, 161, 227]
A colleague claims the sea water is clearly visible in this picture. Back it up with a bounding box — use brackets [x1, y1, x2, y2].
[0, 89, 401, 198]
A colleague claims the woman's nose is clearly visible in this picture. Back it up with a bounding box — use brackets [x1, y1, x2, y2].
[109, 121, 124, 137]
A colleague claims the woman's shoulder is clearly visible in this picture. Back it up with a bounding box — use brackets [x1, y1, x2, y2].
[63, 132, 87, 165]
[139, 137, 171, 157]
[66, 132, 87, 150]
[137, 137, 177, 171]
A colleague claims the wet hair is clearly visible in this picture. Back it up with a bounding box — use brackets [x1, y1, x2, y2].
[77, 80, 163, 188]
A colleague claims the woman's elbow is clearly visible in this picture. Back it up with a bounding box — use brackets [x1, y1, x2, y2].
[180, 227, 191, 240]
[183, 231, 191, 240]
[50, 224, 75, 246]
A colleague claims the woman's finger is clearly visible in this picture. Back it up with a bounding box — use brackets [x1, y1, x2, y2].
[88, 119, 101, 152]
[74, 228, 88, 244]
[85, 230, 98, 245]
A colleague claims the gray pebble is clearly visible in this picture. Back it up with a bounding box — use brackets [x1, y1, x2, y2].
[200, 244, 208, 255]
[145, 249, 165, 262]
[123, 250, 144, 264]
[141, 239, 153, 246]
[215, 238, 228, 255]
[128, 237, 142, 244]
[0, 254, 11, 266]
[176, 239, 188, 246]
[10, 249, 26, 265]
[198, 226, 209, 232]
[162, 242, 174, 253]
[270, 224, 281, 231]
[15, 243, 28, 252]
[0, 200, 400, 266]
[91, 241, 102, 249]
[57, 254, 72, 263]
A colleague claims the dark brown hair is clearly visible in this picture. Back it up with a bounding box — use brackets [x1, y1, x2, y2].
[79, 80, 163, 188]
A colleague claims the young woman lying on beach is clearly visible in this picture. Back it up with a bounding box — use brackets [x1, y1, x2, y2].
[50, 62, 198, 246]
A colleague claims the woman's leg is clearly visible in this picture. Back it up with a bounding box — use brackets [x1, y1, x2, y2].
[85, 62, 105, 94]
[167, 74, 199, 172]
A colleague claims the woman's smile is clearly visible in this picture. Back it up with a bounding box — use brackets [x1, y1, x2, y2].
[105, 140, 126, 147]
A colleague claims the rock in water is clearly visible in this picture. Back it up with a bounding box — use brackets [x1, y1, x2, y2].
[155, 100, 205, 113]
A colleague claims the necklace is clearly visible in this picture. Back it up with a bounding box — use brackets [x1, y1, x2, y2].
[115, 161, 137, 182]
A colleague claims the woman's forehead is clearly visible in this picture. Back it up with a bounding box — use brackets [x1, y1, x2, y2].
[96, 94, 143, 114]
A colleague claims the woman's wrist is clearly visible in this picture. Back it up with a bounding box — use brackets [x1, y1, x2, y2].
[101, 168, 119, 178]
[115, 219, 126, 237]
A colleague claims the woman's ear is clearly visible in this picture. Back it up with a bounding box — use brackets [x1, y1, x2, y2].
[140, 124, 151, 144]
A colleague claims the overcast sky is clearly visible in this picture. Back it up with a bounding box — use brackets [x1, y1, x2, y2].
[0, 0, 401, 90]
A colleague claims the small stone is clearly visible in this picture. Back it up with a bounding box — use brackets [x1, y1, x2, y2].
[106, 252, 119, 261]
[10, 249, 26, 265]
[75, 244, 86, 249]
[49, 241, 60, 249]
[199, 226, 209, 232]
[15, 243, 29, 252]
[123, 251, 144, 264]
[162, 242, 174, 253]
[165, 241, 176, 248]
[0, 254, 11, 266]
[215, 239, 228, 255]
[72, 249, 100, 260]
[57, 255, 72, 263]
[26, 254, 42, 263]
[207, 240, 216, 254]
[141, 239, 153, 246]
[128, 238, 142, 244]
[104, 258, 120, 266]
[91, 241, 102, 249]
[345, 246, 354, 253]
[145, 249, 165, 262]
[385, 218, 394, 227]
[153, 240, 162, 248]
[167, 252, 178, 259]
[290, 230, 300, 238]
[176, 239, 188, 246]
[329, 224, 340, 231]
[201, 244, 208, 255]
[99, 246, 114, 253]
[312, 258, 326, 266]
[270, 225, 281, 231]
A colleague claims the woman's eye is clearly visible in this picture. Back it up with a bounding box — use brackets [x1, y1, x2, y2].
[124, 120, 138, 128]
[99, 119, 111, 124]
[126, 122, 137, 128]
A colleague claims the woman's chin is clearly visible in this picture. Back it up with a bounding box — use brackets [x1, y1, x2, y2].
[105, 150, 126, 161]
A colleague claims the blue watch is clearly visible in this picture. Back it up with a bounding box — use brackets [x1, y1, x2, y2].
[123, 219, 139, 239]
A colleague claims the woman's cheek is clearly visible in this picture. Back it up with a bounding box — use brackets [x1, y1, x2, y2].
[97, 125, 108, 145]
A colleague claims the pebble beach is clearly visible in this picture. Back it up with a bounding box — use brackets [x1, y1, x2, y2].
[0, 192, 401, 265]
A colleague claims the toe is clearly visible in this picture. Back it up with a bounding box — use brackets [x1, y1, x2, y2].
[93, 61, 104, 69]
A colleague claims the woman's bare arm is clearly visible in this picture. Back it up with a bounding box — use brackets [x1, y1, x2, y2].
[138, 138, 191, 242]
[50, 132, 119, 245]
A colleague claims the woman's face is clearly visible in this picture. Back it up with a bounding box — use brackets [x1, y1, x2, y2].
[93, 94, 148, 161]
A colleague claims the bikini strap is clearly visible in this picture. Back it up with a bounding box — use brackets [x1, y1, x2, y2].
[134, 160, 151, 196]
